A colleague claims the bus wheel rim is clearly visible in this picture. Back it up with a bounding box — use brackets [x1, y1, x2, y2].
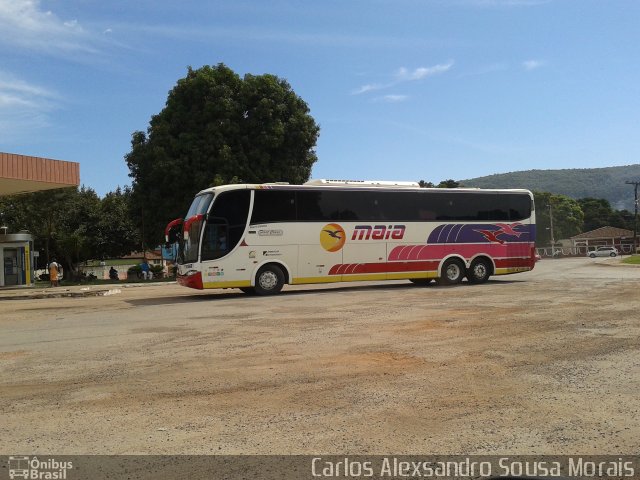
[259, 271, 278, 290]
[473, 263, 486, 278]
[446, 264, 460, 280]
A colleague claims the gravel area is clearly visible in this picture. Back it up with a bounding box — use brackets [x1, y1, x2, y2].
[0, 257, 638, 454]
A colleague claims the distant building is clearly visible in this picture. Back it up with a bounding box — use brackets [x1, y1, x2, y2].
[121, 250, 164, 266]
[570, 226, 636, 253]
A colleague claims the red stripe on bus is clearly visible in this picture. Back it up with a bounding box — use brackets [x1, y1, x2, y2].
[329, 257, 534, 276]
[389, 243, 533, 261]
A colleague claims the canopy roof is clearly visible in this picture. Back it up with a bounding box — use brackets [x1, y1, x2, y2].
[0, 152, 80, 196]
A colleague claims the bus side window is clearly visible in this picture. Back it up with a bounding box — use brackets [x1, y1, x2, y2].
[202, 219, 229, 261]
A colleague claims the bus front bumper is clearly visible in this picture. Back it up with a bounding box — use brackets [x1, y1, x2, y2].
[177, 271, 204, 289]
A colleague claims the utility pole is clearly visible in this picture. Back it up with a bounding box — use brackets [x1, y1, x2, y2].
[548, 203, 555, 257]
[626, 181, 639, 254]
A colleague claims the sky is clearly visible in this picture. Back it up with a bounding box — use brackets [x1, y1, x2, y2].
[1, 0, 639, 196]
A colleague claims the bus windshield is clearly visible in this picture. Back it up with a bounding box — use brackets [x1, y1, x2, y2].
[181, 193, 214, 263]
[186, 193, 214, 219]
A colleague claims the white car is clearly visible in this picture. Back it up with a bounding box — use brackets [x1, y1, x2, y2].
[587, 246, 618, 258]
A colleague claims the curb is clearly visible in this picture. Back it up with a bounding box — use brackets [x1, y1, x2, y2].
[0, 281, 176, 301]
[0, 288, 122, 301]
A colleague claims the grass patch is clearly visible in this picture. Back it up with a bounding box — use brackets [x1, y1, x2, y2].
[621, 255, 640, 265]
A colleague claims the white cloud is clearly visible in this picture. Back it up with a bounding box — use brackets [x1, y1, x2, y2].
[0, 72, 60, 137]
[353, 61, 454, 96]
[0, 0, 97, 55]
[395, 62, 454, 81]
[351, 84, 383, 95]
[376, 94, 409, 103]
[522, 59, 545, 70]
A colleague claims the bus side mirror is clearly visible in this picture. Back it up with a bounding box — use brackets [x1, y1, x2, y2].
[165, 228, 180, 245]
[164, 218, 183, 245]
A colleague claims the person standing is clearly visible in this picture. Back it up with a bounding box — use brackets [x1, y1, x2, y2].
[49, 258, 60, 287]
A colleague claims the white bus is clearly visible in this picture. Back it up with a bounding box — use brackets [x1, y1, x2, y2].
[165, 180, 536, 294]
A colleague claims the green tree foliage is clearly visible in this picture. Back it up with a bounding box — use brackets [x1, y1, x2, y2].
[417, 179, 462, 188]
[578, 197, 614, 232]
[55, 187, 102, 273]
[0, 188, 78, 269]
[125, 63, 320, 245]
[578, 197, 633, 232]
[437, 179, 461, 188]
[534, 192, 584, 246]
[0, 187, 139, 275]
[95, 187, 140, 259]
[418, 180, 434, 188]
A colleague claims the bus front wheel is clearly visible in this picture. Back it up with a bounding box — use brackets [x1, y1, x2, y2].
[437, 259, 465, 285]
[254, 264, 285, 295]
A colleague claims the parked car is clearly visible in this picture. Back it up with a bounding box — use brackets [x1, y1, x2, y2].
[587, 246, 618, 258]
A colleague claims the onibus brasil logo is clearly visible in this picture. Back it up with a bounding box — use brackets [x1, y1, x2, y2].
[320, 224, 406, 252]
[8, 456, 73, 479]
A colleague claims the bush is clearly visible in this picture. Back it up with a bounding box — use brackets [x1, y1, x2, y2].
[127, 265, 142, 277]
[150, 264, 164, 278]
[127, 263, 164, 279]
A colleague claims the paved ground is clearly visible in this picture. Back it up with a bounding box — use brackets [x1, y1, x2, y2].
[0, 257, 639, 455]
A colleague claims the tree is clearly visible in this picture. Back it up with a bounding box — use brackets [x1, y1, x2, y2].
[578, 197, 633, 232]
[54, 187, 102, 274]
[126, 63, 320, 246]
[437, 179, 461, 188]
[0, 188, 78, 269]
[95, 187, 140, 259]
[534, 192, 584, 246]
[0, 187, 140, 277]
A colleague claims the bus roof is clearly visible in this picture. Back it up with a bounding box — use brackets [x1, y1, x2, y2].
[195, 181, 533, 196]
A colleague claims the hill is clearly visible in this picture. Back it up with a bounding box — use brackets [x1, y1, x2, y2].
[461, 164, 640, 211]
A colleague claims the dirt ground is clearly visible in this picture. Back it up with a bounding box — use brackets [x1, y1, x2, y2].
[0, 257, 638, 455]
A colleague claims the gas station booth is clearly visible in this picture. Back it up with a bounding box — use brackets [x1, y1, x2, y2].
[0, 152, 80, 287]
[0, 231, 35, 287]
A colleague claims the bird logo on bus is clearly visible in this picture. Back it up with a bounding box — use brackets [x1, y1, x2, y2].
[320, 224, 346, 252]
[474, 223, 526, 244]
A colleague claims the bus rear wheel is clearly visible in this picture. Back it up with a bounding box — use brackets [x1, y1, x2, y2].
[254, 264, 285, 295]
[437, 259, 465, 285]
[468, 258, 492, 284]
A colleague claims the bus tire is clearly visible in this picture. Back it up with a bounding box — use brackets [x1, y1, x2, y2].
[239, 287, 256, 295]
[254, 264, 285, 295]
[468, 258, 492, 284]
[409, 278, 433, 286]
[437, 258, 465, 285]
